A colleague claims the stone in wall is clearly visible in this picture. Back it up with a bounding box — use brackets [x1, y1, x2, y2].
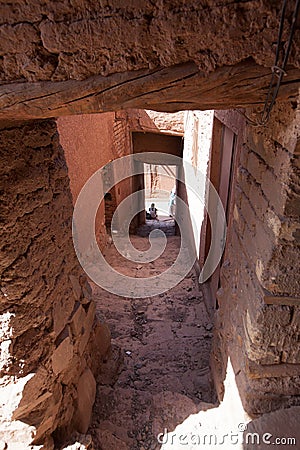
[0, 120, 111, 448]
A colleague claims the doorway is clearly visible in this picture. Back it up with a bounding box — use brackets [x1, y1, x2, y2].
[205, 118, 237, 309]
[144, 163, 177, 219]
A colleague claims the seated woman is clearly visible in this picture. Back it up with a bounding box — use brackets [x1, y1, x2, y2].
[149, 203, 158, 220]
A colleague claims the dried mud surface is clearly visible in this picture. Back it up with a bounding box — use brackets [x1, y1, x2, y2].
[1, 1, 299, 83]
[89, 234, 216, 450]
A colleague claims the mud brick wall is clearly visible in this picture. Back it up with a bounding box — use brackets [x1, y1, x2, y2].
[112, 111, 134, 229]
[0, 120, 111, 449]
[213, 100, 300, 416]
[57, 112, 118, 251]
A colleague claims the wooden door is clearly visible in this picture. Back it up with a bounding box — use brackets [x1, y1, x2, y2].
[206, 123, 236, 309]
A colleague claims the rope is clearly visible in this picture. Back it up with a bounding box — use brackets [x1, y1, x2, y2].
[236, 0, 300, 127]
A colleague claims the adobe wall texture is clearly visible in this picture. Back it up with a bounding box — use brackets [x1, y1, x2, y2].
[57, 112, 116, 249]
[57, 113, 115, 201]
[57, 111, 139, 238]
[212, 99, 300, 415]
[128, 110, 184, 136]
[1, 2, 299, 121]
[0, 120, 111, 449]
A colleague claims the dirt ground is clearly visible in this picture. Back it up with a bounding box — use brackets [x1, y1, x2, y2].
[89, 233, 217, 450]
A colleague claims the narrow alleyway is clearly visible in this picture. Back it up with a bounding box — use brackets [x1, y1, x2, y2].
[89, 226, 217, 450]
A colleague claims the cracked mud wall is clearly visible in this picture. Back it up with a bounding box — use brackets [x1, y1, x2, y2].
[212, 99, 300, 416]
[1, 1, 299, 83]
[0, 120, 111, 449]
[57, 109, 184, 243]
[1, 2, 300, 121]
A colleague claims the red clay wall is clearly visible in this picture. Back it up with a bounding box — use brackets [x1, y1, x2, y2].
[213, 100, 300, 415]
[57, 112, 116, 249]
[112, 111, 134, 228]
[0, 120, 110, 448]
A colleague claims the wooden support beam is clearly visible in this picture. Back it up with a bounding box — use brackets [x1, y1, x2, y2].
[246, 359, 300, 379]
[0, 60, 299, 122]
